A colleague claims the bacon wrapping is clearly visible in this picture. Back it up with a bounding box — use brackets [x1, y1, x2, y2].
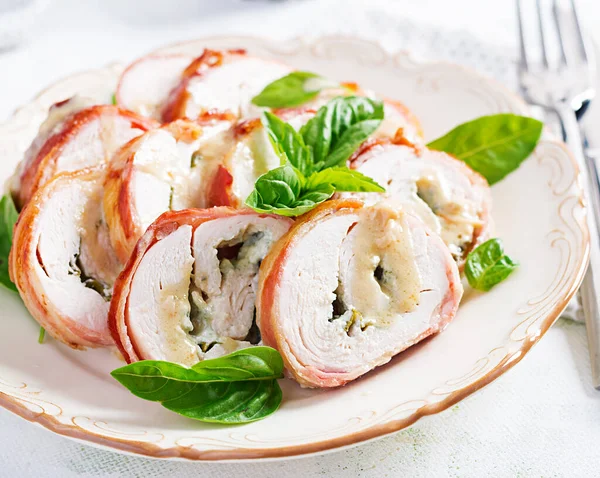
[109, 208, 292, 366]
[257, 200, 463, 388]
[10, 168, 121, 348]
[103, 119, 231, 262]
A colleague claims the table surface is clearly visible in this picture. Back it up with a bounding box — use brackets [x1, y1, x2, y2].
[2, 1, 600, 476]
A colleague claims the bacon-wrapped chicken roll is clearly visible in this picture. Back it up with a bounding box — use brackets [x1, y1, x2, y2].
[345, 142, 492, 266]
[11, 99, 157, 208]
[109, 208, 292, 365]
[10, 168, 121, 348]
[160, 49, 293, 123]
[257, 200, 463, 388]
[103, 119, 231, 262]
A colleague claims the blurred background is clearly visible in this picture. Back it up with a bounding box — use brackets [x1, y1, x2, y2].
[0, 0, 596, 121]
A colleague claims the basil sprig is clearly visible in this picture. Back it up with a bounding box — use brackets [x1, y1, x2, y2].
[0, 195, 18, 292]
[301, 97, 384, 170]
[252, 71, 338, 108]
[427, 114, 543, 185]
[246, 98, 385, 217]
[247, 163, 382, 217]
[111, 347, 284, 424]
[465, 238, 518, 291]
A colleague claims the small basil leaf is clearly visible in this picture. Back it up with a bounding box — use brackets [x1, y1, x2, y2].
[247, 203, 324, 217]
[318, 119, 382, 169]
[246, 175, 334, 217]
[246, 189, 334, 217]
[250, 164, 303, 207]
[192, 346, 284, 378]
[262, 112, 313, 175]
[301, 97, 384, 169]
[111, 347, 284, 424]
[427, 114, 543, 185]
[252, 71, 329, 108]
[0, 195, 19, 292]
[306, 167, 385, 193]
[464, 238, 518, 291]
[296, 185, 335, 205]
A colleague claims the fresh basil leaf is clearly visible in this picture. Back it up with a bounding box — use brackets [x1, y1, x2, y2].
[465, 238, 518, 291]
[250, 164, 303, 206]
[247, 201, 327, 218]
[111, 347, 284, 424]
[262, 112, 313, 175]
[248, 97, 386, 217]
[0, 195, 18, 292]
[427, 114, 543, 185]
[306, 167, 385, 193]
[191, 346, 284, 378]
[161, 379, 281, 424]
[252, 71, 329, 108]
[301, 97, 384, 170]
[111, 93, 117, 105]
[247, 183, 334, 217]
[246, 165, 335, 217]
[295, 185, 335, 205]
[318, 119, 382, 170]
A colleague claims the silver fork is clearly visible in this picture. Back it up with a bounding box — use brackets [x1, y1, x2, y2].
[517, 0, 600, 388]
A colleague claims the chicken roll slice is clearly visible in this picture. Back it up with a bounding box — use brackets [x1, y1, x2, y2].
[208, 98, 424, 208]
[161, 49, 293, 123]
[10, 168, 121, 348]
[11, 103, 157, 209]
[116, 54, 195, 119]
[109, 208, 292, 365]
[258, 200, 463, 388]
[103, 119, 231, 263]
[207, 118, 282, 208]
[345, 143, 492, 266]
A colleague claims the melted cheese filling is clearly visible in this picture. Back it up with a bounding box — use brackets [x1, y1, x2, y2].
[336, 204, 421, 332]
[129, 216, 287, 365]
[131, 123, 231, 230]
[350, 146, 485, 261]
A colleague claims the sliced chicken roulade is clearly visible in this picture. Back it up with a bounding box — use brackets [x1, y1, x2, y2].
[207, 118, 281, 208]
[257, 200, 463, 388]
[207, 98, 424, 208]
[109, 208, 292, 365]
[103, 119, 231, 263]
[161, 49, 293, 123]
[10, 168, 121, 348]
[11, 101, 157, 208]
[345, 142, 492, 266]
[116, 54, 195, 119]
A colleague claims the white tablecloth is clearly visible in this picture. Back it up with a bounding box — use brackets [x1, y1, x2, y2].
[1, 1, 600, 476]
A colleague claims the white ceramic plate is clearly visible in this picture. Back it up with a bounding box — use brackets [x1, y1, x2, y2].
[0, 36, 589, 461]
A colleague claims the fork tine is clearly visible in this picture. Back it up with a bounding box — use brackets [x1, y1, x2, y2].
[516, 0, 529, 71]
[569, 0, 596, 70]
[552, 0, 568, 66]
[536, 0, 550, 68]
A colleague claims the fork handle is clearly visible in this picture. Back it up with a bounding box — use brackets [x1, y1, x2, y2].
[555, 102, 600, 390]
